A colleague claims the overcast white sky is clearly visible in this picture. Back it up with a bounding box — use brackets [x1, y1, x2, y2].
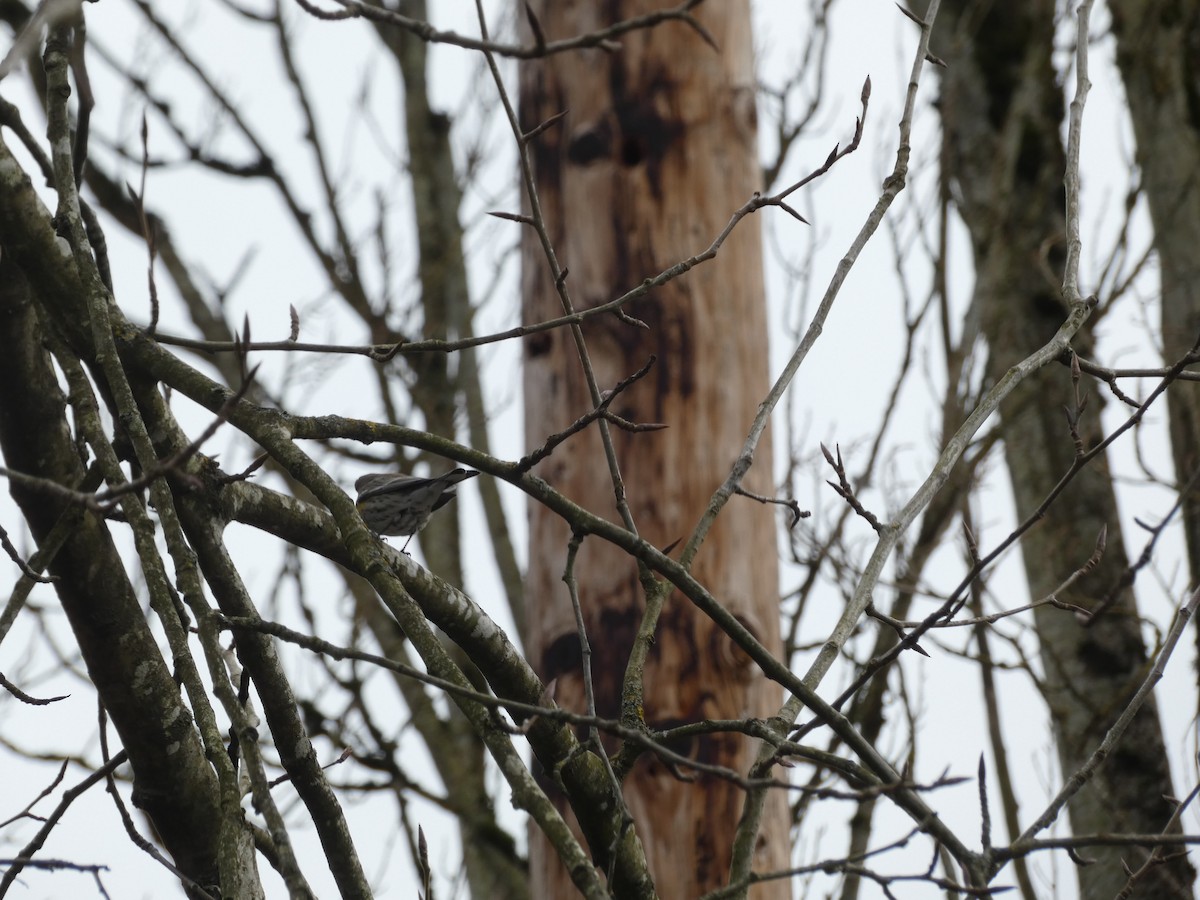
[0, 2, 1195, 898]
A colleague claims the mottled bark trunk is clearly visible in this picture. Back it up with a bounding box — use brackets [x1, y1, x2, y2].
[0, 260, 225, 896]
[520, 3, 789, 896]
[935, 1, 1193, 895]
[1108, 0, 1200, 688]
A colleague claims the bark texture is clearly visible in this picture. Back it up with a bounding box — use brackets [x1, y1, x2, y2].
[0, 260, 223, 895]
[1109, 0, 1200, 664]
[520, 2, 789, 896]
[935, 1, 1193, 895]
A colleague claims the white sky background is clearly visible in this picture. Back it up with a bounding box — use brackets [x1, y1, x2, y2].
[0, 1, 1196, 898]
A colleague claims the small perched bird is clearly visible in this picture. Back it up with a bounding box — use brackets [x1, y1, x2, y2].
[354, 468, 479, 551]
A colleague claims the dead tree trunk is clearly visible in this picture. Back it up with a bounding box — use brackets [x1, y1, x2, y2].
[519, 3, 790, 896]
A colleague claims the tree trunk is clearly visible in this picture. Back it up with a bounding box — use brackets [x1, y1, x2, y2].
[934, 1, 1194, 895]
[0, 259, 226, 897]
[1108, 0, 1200, 684]
[519, 3, 789, 896]
[376, 7, 529, 897]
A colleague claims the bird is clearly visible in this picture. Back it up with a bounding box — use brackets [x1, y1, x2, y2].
[354, 468, 478, 552]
